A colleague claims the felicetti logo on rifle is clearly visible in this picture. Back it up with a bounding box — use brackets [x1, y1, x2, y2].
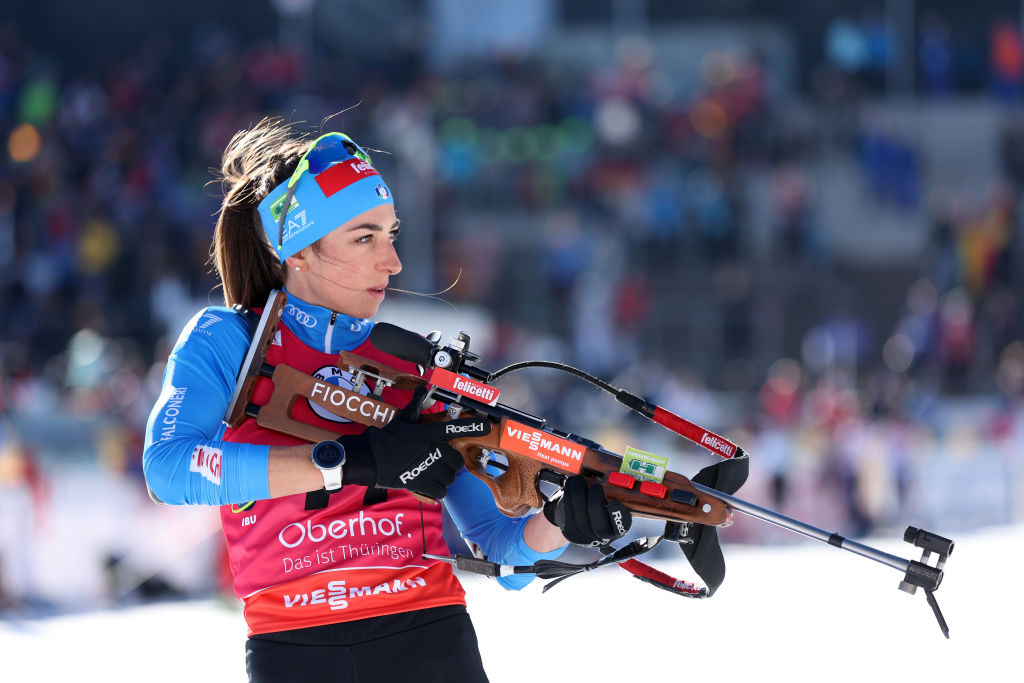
[699, 432, 736, 458]
[499, 420, 584, 474]
[429, 368, 500, 406]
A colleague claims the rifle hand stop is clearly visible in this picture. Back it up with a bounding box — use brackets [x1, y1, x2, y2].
[898, 526, 954, 638]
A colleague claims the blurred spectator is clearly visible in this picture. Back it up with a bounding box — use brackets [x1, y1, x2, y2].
[919, 15, 954, 95]
[990, 20, 1024, 100]
[824, 11, 892, 95]
[0, 428, 50, 609]
[769, 162, 821, 262]
[857, 118, 920, 211]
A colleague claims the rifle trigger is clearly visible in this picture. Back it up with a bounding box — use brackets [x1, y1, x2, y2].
[538, 470, 567, 504]
[538, 470, 567, 487]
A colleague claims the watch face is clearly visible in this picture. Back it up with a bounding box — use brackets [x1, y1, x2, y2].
[313, 441, 344, 469]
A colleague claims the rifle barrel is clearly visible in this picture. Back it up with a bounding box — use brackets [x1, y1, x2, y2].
[690, 483, 910, 573]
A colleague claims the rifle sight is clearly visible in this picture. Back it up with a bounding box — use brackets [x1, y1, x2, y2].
[904, 526, 954, 557]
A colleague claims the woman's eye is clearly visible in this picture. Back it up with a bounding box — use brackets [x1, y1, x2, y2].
[389, 227, 401, 241]
[355, 234, 373, 244]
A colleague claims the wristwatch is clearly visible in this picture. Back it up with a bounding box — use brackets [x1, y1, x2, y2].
[311, 440, 346, 491]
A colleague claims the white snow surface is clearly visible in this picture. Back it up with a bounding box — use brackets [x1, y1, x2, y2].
[1, 524, 1019, 682]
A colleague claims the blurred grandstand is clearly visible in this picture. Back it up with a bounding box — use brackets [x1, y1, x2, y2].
[1, 0, 1023, 610]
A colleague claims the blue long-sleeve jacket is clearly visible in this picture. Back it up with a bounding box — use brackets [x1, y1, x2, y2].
[143, 289, 565, 589]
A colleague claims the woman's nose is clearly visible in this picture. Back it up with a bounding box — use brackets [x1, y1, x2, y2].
[379, 240, 402, 275]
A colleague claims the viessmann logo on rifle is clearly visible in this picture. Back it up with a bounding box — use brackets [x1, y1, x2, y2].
[499, 420, 584, 474]
[429, 367, 500, 406]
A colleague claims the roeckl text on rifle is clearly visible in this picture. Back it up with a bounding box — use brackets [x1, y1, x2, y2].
[225, 290, 955, 638]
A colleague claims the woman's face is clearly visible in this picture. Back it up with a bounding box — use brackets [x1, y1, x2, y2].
[285, 203, 402, 318]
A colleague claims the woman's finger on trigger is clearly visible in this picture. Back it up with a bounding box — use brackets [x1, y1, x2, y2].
[397, 385, 429, 422]
[564, 475, 588, 528]
[587, 483, 615, 539]
[439, 444, 465, 471]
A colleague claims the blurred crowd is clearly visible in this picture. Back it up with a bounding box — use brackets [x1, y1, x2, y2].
[2, 16, 1024, 390]
[2, 11, 1024, 607]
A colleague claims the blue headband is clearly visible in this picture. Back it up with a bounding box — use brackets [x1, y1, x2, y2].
[256, 132, 394, 262]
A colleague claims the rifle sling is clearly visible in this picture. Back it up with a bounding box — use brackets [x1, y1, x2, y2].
[433, 531, 712, 599]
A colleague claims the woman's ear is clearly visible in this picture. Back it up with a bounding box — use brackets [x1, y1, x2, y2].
[284, 254, 307, 273]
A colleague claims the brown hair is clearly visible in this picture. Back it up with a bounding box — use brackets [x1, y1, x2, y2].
[210, 117, 313, 308]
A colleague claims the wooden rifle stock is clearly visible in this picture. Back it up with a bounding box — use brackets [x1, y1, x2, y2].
[444, 422, 730, 526]
[235, 338, 729, 527]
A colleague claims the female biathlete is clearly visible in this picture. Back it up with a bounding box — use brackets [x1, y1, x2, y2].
[143, 118, 631, 682]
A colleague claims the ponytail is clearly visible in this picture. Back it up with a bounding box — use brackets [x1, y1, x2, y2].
[210, 118, 313, 307]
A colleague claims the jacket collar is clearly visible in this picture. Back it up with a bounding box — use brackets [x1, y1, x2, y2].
[280, 287, 373, 353]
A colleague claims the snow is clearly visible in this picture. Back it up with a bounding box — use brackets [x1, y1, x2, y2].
[1, 524, 1019, 682]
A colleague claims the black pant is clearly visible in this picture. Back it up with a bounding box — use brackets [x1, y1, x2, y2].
[246, 606, 490, 682]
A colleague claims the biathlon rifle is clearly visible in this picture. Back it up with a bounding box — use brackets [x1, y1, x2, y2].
[224, 290, 955, 638]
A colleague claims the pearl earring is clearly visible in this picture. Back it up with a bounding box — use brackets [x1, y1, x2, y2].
[294, 267, 301, 272]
